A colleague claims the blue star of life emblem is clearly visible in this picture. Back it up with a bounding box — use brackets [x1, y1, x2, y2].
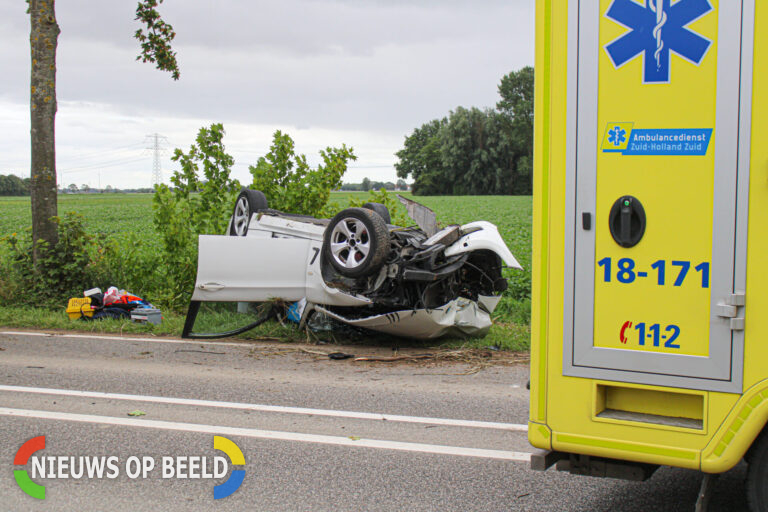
[604, 0, 713, 83]
[608, 126, 627, 146]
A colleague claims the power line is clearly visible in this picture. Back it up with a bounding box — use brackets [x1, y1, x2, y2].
[60, 156, 147, 174]
[62, 142, 145, 162]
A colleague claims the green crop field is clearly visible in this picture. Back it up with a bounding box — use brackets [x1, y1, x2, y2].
[1, 192, 531, 279]
[0, 192, 533, 349]
[0, 194, 158, 239]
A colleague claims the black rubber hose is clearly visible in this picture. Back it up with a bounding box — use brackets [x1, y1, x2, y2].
[181, 301, 275, 340]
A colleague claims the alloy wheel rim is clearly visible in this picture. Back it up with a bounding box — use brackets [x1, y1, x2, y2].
[233, 197, 250, 236]
[330, 218, 371, 269]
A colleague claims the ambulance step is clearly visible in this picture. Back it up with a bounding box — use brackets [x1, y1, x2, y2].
[556, 454, 658, 482]
[597, 409, 703, 430]
[595, 384, 705, 430]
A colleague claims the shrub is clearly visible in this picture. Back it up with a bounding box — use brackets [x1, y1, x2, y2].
[347, 188, 410, 226]
[249, 131, 356, 217]
[0, 213, 110, 306]
[151, 123, 240, 310]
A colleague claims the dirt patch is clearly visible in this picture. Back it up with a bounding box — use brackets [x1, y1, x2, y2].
[2, 327, 529, 372]
[290, 345, 529, 373]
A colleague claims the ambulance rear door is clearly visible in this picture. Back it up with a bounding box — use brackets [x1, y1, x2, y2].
[563, 0, 754, 393]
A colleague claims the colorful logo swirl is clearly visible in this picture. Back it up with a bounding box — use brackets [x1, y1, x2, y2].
[213, 436, 245, 499]
[14, 436, 46, 499]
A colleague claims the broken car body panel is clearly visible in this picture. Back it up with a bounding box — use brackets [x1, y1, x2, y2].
[313, 298, 492, 339]
[443, 221, 522, 269]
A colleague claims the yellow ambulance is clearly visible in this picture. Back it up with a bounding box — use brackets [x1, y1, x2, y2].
[529, 0, 768, 509]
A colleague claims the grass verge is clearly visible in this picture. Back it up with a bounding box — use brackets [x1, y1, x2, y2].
[0, 306, 530, 352]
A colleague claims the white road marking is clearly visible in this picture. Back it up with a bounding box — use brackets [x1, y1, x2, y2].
[0, 331, 250, 348]
[0, 384, 528, 432]
[0, 407, 532, 462]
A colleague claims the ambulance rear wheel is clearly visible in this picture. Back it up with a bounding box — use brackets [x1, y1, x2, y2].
[747, 431, 768, 511]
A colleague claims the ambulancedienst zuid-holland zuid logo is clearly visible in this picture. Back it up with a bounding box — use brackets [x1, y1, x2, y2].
[12, 435, 246, 500]
[604, 0, 714, 84]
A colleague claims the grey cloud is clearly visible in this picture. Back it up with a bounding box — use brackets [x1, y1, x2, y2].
[2, 0, 533, 186]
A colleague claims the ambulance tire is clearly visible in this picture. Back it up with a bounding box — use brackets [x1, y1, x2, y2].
[747, 431, 768, 511]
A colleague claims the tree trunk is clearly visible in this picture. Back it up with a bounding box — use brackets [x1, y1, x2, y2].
[29, 0, 60, 263]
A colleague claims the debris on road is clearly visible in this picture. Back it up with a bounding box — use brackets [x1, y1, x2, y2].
[353, 354, 433, 362]
[327, 352, 355, 360]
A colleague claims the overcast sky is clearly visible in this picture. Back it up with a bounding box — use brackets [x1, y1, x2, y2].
[0, 0, 534, 189]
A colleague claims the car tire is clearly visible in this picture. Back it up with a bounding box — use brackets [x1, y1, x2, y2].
[229, 188, 268, 236]
[748, 431, 768, 512]
[323, 207, 389, 278]
[362, 202, 391, 224]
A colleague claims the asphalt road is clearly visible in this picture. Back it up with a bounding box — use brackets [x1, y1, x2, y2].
[0, 331, 750, 511]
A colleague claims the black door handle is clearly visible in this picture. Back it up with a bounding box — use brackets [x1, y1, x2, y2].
[609, 196, 646, 248]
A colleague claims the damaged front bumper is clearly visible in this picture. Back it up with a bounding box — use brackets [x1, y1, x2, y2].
[311, 298, 493, 339]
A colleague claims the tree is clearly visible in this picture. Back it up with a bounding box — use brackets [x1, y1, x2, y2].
[29, 0, 61, 258]
[28, 0, 179, 263]
[394, 66, 534, 196]
[67, 183, 77, 193]
[361, 177, 371, 192]
[0, 174, 30, 196]
[437, 107, 519, 195]
[497, 66, 534, 192]
[394, 118, 446, 193]
[396, 179, 407, 190]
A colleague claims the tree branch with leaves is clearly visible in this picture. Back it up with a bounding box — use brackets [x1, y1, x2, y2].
[134, 0, 180, 80]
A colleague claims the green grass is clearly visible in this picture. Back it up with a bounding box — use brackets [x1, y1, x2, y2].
[0, 306, 528, 351]
[0, 192, 532, 351]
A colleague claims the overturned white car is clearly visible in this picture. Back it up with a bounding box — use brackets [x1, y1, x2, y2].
[182, 189, 521, 340]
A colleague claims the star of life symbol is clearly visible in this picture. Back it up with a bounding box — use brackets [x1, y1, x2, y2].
[608, 126, 627, 146]
[604, 0, 713, 83]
